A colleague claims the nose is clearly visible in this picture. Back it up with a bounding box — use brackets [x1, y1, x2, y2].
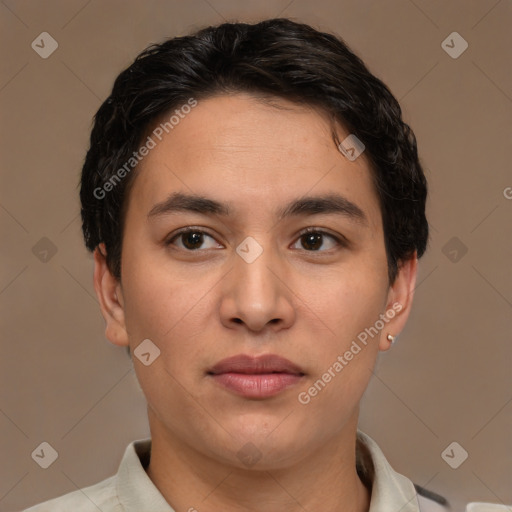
[219, 239, 296, 333]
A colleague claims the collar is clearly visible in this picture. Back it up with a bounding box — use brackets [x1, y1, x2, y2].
[115, 430, 420, 511]
[356, 431, 420, 511]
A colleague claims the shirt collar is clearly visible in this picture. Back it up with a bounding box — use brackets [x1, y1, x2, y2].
[356, 430, 421, 511]
[116, 430, 420, 512]
[116, 438, 173, 510]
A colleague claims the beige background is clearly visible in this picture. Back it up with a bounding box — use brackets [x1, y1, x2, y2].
[1, 1, 511, 511]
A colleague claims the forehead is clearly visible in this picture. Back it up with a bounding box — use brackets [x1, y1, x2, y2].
[124, 93, 382, 230]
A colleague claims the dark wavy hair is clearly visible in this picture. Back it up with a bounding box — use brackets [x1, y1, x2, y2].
[80, 18, 428, 284]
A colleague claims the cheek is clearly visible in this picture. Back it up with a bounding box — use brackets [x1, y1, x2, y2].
[311, 262, 388, 343]
[121, 251, 218, 371]
[297, 278, 385, 426]
[121, 265, 212, 416]
[333, 284, 387, 343]
[303, 258, 388, 395]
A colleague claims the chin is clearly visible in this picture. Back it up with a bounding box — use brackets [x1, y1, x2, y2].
[219, 425, 310, 470]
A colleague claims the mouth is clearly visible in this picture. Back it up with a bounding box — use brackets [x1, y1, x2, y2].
[207, 354, 305, 399]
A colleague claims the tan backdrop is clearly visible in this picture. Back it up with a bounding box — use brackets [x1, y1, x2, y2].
[1, 1, 511, 511]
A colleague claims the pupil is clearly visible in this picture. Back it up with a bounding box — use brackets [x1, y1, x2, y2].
[303, 233, 322, 250]
[183, 232, 203, 249]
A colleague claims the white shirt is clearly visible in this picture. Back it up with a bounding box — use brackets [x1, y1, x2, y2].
[23, 430, 423, 511]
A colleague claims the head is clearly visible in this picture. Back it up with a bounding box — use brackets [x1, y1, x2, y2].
[81, 19, 428, 469]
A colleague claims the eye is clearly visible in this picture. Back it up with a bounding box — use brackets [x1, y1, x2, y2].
[292, 228, 344, 252]
[166, 228, 222, 251]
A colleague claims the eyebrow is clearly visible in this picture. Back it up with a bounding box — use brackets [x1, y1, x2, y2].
[147, 191, 368, 226]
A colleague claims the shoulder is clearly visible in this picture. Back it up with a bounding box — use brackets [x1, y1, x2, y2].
[21, 475, 121, 512]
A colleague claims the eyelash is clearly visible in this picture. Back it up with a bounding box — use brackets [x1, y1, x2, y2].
[165, 226, 347, 252]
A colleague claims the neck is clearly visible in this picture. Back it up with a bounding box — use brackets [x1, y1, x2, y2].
[145, 410, 371, 512]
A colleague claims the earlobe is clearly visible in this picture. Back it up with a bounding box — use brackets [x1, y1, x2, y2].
[93, 243, 130, 347]
[378, 254, 418, 352]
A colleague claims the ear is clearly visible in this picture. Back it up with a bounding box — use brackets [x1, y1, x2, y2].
[378, 253, 418, 352]
[93, 243, 129, 347]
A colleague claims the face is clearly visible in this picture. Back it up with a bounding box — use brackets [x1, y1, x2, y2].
[94, 93, 416, 470]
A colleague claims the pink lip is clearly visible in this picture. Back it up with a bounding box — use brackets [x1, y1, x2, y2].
[208, 354, 305, 399]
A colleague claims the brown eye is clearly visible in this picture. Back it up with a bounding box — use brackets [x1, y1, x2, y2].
[181, 231, 204, 250]
[166, 229, 221, 251]
[292, 229, 343, 252]
[301, 232, 323, 250]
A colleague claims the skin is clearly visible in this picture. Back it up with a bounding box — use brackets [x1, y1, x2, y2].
[93, 93, 418, 512]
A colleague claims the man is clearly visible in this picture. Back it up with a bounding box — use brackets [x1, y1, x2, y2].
[25, 17, 429, 511]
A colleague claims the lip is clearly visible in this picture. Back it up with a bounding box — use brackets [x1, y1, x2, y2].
[208, 354, 305, 399]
